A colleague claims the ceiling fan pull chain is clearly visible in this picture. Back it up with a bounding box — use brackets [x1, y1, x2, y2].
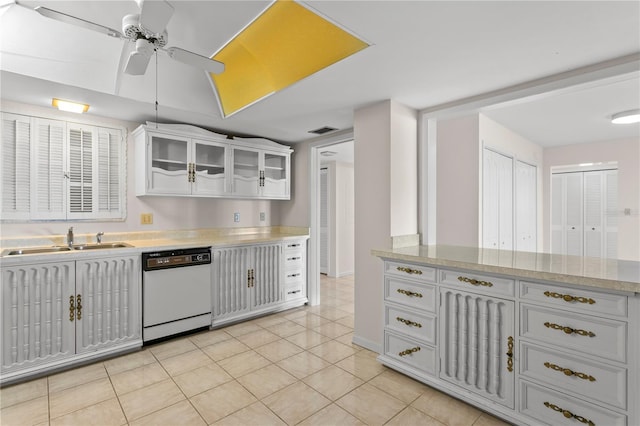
[155, 48, 159, 128]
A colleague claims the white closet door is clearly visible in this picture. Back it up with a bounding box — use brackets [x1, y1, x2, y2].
[320, 168, 329, 274]
[515, 161, 536, 252]
[565, 173, 583, 256]
[497, 152, 513, 250]
[482, 149, 499, 249]
[604, 170, 618, 258]
[550, 174, 564, 254]
[583, 171, 603, 258]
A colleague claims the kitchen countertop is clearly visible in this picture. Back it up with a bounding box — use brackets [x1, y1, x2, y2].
[372, 244, 640, 294]
[0, 226, 309, 263]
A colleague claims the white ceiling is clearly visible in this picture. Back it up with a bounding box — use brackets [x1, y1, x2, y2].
[1, 0, 639, 144]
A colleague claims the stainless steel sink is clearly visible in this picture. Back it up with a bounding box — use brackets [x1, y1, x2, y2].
[3, 246, 72, 256]
[71, 242, 132, 250]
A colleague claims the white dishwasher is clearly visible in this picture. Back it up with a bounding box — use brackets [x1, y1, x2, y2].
[142, 247, 212, 342]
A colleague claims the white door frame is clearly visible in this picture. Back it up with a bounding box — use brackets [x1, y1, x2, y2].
[307, 130, 354, 306]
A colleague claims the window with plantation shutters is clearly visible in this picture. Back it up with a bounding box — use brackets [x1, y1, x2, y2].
[1, 112, 125, 221]
[1, 114, 31, 219]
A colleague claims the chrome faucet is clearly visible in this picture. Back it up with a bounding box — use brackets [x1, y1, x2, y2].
[67, 227, 74, 247]
[96, 232, 104, 244]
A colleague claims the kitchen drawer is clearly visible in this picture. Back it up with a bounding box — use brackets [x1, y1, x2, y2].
[520, 342, 627, 409]
[284, 284, 304, 301]
[385, 277, 437, 313]
[520, 304, 627, 363]
[520, 281, 627, 318]
[385, 261, 437, 283]
[284, 251, 304, 270]
[385, 304, 436, 345]
[285, 269, 304, 286]
[384, 331, 436, 376]
[519, 380, 626, 426]
[440, 269, 515, 297]
[284, 240, 305, 253]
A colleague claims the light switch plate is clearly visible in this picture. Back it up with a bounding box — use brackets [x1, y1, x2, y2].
[260, 212, 265, 221]
[234, 212, 240, 222]
[140, 213, 153, 225]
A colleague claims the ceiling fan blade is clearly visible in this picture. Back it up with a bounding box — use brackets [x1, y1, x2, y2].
[165, 47, 225, 74]
[137, 0, 173, 35]
[34, 6, 123, 38]
[114, 41, 136, 93]
[124, 39, 153, 75]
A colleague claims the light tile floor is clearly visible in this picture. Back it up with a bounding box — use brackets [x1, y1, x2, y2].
[0, 275, 511, 426]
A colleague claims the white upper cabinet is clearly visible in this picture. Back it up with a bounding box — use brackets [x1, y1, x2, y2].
[135, 124, 291, 200]
[1, 113, 126, 221]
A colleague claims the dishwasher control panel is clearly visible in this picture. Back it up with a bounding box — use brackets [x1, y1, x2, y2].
[142, 247, 211, 271]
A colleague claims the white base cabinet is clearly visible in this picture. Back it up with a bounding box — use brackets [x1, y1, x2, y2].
[1, 255, 141, 385]
[377, 258, 638, 426]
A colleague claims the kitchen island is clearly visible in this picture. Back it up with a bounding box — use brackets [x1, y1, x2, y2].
[372, 245, 639, 426]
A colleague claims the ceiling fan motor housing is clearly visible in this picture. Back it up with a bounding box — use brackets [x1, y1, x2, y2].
[122, 13, 167, 47]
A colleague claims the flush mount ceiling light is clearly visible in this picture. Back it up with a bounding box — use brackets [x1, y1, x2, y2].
[209, 0, 369, 118]
[611, 109, 640, 124]
[320, 150, 338, 157]
[51, 98, 90, 113]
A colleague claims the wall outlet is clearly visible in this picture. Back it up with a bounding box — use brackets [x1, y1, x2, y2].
[260, 211, 266, 222]
[234, 212, 240, 223]
[140, 213, 153, 225]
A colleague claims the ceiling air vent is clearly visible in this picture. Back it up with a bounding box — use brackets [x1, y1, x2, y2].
[308, 126, 338, 135]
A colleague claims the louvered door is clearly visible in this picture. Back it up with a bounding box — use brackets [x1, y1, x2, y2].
[439, 288, 515, 408]
[1, 113, 32, 219]
[252, 243, 282, 309]
[212, 246, 252, 320]
[75, 256, 140, 354]
[1, 262, 76, 375]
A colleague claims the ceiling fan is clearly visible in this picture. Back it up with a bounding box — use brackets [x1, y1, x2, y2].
[21, 0, 224, 77]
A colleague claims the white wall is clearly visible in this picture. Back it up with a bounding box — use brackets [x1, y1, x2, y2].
[543, 137, 640, 260]
[353, 100, 417, 351]
[277, 140, 310, 227]
[436, 114, 480, 246]
[0, 100, 281, 238]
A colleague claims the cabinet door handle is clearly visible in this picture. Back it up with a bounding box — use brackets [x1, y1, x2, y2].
[396, 317, 422, 328]
[398, 346, 421, 357]
[458, 276, 493, 287]
[76, 294, 82, 320]
[544, 322, 595, 337]
[396, 266, 422, 275]
[69, 295, 75, 322]
[396, 288, 423, 298]
[544, 362, 596, 382]
[543, 402, 595, 426]
[506, 336, 514, 372]
[544, 291, 595, 305]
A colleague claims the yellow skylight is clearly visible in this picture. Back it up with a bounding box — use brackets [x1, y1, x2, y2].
[209, 0, 369, 117]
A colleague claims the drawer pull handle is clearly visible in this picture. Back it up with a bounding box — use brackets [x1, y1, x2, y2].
[544, 362, 596, 382]
[287, 256, 301, 261]
[287, 290, 301, 295]
[396, 317, 422, 328]
[398, 346, 421, 357]
[506, 336, 514, 372]
[544, 322, 596, 337]
[544, 291, 595, 305]
[543, 402, 595, 426]
[287, 273, 300, 278]
[397, 289, 423, 298]
[288, 244, 300, 248]
[397, 266, 422, 275]
[458, 276, 493, 287]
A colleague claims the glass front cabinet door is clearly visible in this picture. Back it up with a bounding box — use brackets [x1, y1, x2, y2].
[231, 148, 290, 199]
[148, 133, 191, 195]
[262, 151, 289, 198]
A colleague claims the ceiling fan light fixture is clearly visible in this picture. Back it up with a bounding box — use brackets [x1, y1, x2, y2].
[611, 109, 640, 124]
[51, 98, 89, 114]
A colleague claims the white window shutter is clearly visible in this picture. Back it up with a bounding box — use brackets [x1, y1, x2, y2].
[31, 118, 66, 220]
[97, 127, 124, 218]
[1, 113, 31, 219]
[67, 124, 95, 219]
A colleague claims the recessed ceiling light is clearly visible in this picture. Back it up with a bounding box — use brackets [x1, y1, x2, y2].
[611, 109, 640, 124]
[320, 151, 338, 157]
[52, 98, 89, 113]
